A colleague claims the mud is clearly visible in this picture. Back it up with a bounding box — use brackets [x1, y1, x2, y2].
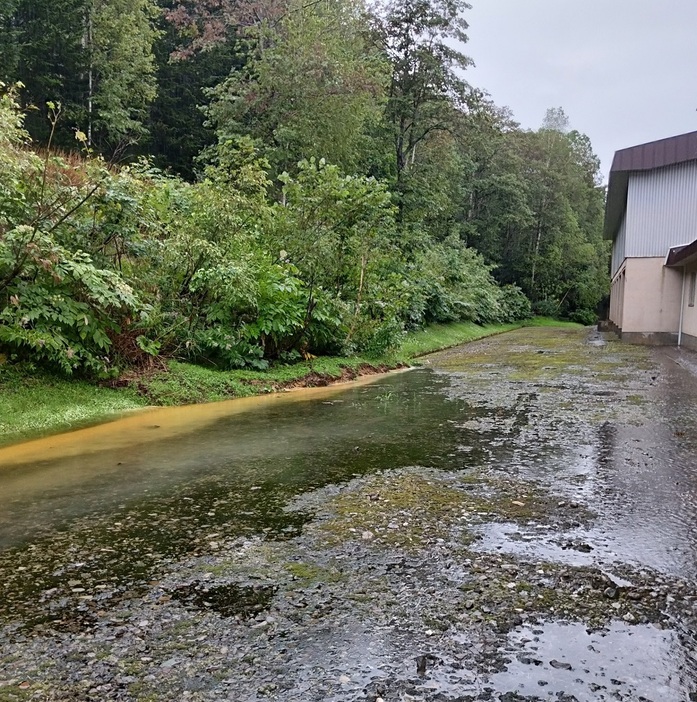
[2, 327, 697, 701]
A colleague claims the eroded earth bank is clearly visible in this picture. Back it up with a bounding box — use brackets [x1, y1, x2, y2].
[2, 327, 697, 701]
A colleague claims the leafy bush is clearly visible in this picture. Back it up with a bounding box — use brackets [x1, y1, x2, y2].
[569, 308, 597, 326]
[497, 284, 532, 322]
[0, 85, 552, 378]
[403, 235, 507, 326]
[532, 298, 560, 318]
[0, 86, 140, 374]
[0, 230, 139, 373]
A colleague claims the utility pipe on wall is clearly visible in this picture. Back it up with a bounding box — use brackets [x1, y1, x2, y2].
[678, 267, 686, 347]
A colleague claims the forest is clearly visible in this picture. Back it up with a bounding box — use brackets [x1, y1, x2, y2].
[0, 0, 609, 376]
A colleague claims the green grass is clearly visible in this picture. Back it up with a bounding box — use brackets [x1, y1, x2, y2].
[522, 316, 584, 329]
[140, 354, 385, 406]
[0, 316, 581, 446]
[0, 365, 146, 447]
[398, 320, 525, 359]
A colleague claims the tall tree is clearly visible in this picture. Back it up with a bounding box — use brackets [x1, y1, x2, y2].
[0, 0, 160, 156]
[85, 0, 161, 154]
[164, 0, 287, 58]
[145, 17, 240, 178]
[371, 0, 472, 218]
[207, 0, 387, 178]
[3, 0, 87, 146]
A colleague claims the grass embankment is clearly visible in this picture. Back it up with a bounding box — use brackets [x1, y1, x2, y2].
[0, 317, 581, 446]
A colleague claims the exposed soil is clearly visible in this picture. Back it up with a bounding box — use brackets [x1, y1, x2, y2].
[246, 363, 402, 392]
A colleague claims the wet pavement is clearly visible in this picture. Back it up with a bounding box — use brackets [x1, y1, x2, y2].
[2, 326, 697, 701]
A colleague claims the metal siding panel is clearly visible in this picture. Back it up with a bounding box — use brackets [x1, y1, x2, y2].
[611, 215, 626, 276]
[625, 162, 697, 257]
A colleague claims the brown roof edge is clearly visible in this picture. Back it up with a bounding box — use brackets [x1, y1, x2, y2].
[611, 130, 697, 174]
[666, 238, 697, 267]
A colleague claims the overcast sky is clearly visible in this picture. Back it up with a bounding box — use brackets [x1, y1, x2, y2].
[465, 0, 697, 179]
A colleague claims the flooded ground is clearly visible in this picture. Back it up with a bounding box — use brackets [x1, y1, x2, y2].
[2, 326, 697, 701]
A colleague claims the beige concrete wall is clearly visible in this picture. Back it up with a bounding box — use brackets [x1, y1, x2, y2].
[621, 257, 683, 333]
[680, 264, 697, 342]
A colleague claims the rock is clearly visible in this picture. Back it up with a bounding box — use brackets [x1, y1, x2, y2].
[603, 587, 618, 599]
[361, 531, 374, 541]
[623, 612, 636, 622]
[549, 659, 572, 670]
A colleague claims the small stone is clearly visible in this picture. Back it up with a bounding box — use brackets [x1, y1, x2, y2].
[623, 612, 636, 622]
[339, 675, 350, 684]
[549, 659, 572, 670]
[362, 531, 374, 540]
[603, 587, 618, 599]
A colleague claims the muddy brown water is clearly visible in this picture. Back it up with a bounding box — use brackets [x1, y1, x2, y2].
[2, 327, 697, 701]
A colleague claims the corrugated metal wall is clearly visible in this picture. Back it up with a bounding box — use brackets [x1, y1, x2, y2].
[611, 215, 626, 276]
[626, 161, 697, 257]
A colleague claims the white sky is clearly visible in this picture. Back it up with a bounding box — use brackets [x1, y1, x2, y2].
[465, 0, 697, 179]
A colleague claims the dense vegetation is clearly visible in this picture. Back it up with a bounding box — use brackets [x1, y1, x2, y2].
[0, 0, 609, 377]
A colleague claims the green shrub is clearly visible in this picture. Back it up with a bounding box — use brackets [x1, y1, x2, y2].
[569, 308, 597, 325]
[532, 298, 560, 318]
[498, 284, 532, 322]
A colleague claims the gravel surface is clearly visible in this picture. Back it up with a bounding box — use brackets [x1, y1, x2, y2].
[2, 327, 697, 701]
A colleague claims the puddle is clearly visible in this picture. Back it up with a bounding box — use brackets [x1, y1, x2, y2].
[491, 620, 697, 701]
[3, 328, 697, 700]
[0, 372, 396, 469]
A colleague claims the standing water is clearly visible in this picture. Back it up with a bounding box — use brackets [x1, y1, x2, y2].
[2, 327, 697, 701]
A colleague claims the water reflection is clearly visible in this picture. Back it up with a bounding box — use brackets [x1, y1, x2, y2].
[492, 620, 696, 701]
[0, 370, 495, 549]
[3, 328, 697, 699]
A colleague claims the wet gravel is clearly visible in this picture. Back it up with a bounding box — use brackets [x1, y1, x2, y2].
[2, 327, 697, 701]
